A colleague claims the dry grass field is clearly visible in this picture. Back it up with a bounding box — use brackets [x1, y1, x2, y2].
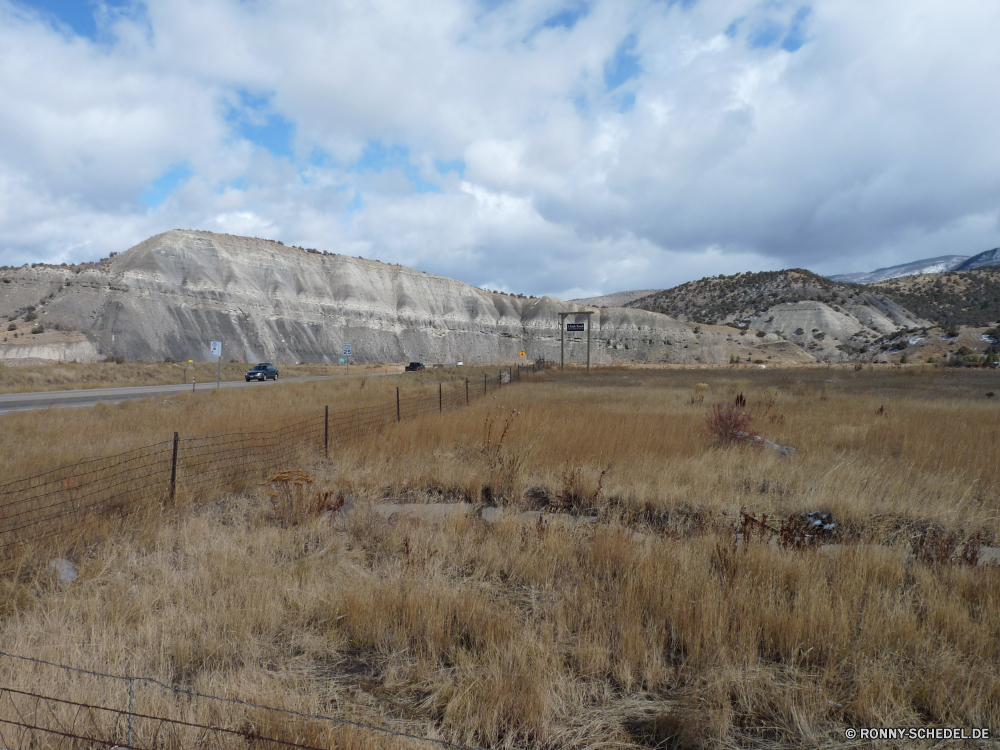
[0, 360, 397, 394]
[2, 364, 1000, 749]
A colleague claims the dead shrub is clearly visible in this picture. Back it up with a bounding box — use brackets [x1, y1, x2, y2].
[476, 408, 527, 503]
[550, 464, 610, 514]
[261, 470, 324, 526]
[706, 392, 754, 444]
[912, 527, 981, 566]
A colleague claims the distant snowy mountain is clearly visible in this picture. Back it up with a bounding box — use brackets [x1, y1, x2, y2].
[828, 255, 969, 284]
[954, 248, 1000, 271]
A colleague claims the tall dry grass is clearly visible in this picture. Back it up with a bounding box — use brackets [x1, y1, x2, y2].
[0, 360, 393, 394]
[326, 367, 1000, 542]
[2, 365, 999, 748]
[0, 367, 474, 482]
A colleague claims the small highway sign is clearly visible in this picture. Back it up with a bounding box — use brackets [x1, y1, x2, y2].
[210, 341, 222, 357]
[342, 343, 353, 357]
[566, 323, 585, 332]
[520, 350, 526, 357]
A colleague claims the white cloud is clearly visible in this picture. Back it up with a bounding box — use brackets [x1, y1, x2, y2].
[1, 0, 999, 294]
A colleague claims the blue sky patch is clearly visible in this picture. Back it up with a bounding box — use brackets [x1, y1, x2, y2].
[725, 17, 744, 38]
[353, 141, 440, 193]
[781, 6, 811, 52]
[604, 33, 642, 91]
[345, 191, 364, 215]
[227, 90, 296, 158]
[613, 91, 636, 114]
[542, 3, 588, 30]
[140, 163, 191, 208]
[435, 159, 466, 178]
[748, 18, 783, 49]
[16, 0, 131, 40]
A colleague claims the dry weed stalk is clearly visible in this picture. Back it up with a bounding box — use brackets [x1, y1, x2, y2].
[476, 407, 527, 503]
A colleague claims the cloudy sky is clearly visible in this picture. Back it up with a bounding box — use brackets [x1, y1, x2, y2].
[1, 0, 998, 298]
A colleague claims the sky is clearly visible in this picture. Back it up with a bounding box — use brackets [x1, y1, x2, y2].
[0, 0, 998, 299]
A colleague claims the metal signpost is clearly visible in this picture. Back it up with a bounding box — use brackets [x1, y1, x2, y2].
[210, 341, 222, 387]
[558, 312, 594, 373]
[343, 343, 352, 375]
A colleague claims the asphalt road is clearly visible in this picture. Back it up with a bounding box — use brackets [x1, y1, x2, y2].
[0, 374, 347, 415]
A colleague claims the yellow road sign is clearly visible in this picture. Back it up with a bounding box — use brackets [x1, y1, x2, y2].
[519, 350, 526, 357]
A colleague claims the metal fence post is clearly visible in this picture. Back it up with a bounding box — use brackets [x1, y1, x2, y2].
[396, 387, 400, 422]
[169, 432, 179, 505]
[127, 677, 135, 748]
[324, 405, 329, 456]
[439, 383, 442, 413]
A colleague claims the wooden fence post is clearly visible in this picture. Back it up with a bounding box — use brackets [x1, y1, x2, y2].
[324, 405, 329, 456]
[466, 378, 469, 404]
[439, 383, 442, 412]
[396, 387, 400, 422]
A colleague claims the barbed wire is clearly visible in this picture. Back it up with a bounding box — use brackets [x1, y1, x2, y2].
[0, 686, 335, 750]
[0, 366, 536, 555]
[0, 651, 484, 750]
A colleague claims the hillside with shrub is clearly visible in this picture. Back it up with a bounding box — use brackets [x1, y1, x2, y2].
[872, 267, 1000, 329]
[625, 269, 861, 325]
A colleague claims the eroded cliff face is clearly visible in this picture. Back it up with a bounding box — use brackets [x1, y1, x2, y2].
[0, 230, 815, 365]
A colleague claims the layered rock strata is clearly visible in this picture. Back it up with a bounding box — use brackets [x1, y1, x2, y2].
[1, 230, 815, 365]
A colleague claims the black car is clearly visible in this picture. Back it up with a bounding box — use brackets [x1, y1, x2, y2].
[404, 362, 426, 371]
[245, 363, 279, 381]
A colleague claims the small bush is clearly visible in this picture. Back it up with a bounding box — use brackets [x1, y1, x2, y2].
[30, 325, 44, 334]
[6, 323, 14, 331]
[262, 470, 327, 527]
[23, 313, 37, 322]
[755, 330, 766, 338]
[705, 394, 753, 444]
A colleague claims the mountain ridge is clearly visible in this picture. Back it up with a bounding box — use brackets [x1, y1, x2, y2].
[0, 229, 807, 366]
[828, 255, 969, 284]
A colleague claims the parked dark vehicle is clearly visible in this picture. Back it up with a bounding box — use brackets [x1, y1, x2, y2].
[245, 363, 279, 381]
[404, 362, 425, 371]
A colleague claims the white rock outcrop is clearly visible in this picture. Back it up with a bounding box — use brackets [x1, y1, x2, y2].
[1, 230, 815, 365]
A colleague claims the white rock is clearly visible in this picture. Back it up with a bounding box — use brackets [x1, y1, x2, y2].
[48, 558, 78, 585]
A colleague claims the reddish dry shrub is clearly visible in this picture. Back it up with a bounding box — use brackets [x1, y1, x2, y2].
[705, 396, 753, 444]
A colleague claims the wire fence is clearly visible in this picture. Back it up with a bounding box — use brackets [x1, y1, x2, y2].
[0, 363, 543, 562]
[0, 651, 483, 750]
